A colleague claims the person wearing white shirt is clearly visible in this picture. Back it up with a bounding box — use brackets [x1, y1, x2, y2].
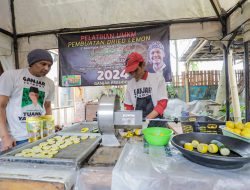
[0, 49, 55, 151]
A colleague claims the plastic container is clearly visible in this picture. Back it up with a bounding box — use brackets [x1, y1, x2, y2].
[142, 127, 173, 146]
[40, 115, 55, 138]
[180, 116, 225, 134]
[26, 117, 43, 143]
[220, 125, 250, 143]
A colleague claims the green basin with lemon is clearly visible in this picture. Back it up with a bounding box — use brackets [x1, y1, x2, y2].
[142, 127, 173, 146]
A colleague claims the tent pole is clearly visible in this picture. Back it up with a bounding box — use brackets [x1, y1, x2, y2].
[10, 0, 19, 69]
[223, 45, 230, 120]
[210, 0, 231, 120]
[244, 41, 250, 122]
[226, 0, 248, 18]
[209, 0, 225, 25]
[0, 28, 13, 37]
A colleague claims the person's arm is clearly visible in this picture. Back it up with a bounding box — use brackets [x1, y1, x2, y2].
[44, 100, 61, 132]
[44, 100, 52, 115]
[0, 95, 16, 151]
[124, 82, 135, 110]
[124, 103, 134, 110]
[146, 99, 168, 119]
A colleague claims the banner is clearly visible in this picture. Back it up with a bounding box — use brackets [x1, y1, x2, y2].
[58, 25, 171, 87]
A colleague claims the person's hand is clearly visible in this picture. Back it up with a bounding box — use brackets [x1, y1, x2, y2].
[55, 125, 62, 132]
[146, 110, 159, 120]
[1, 135, 16, 151]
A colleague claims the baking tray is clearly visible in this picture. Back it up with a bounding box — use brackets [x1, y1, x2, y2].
[171, 133, 250, 169]
[0, 133, 101, 167]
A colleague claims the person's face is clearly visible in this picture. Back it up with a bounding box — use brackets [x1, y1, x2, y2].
[29, 61, 53, 77]
[149, 48, 165, 65]
[29, 92, 39, 105]
[128, 63, 145, 82]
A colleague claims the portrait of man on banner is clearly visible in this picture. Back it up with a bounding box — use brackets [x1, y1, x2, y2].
[146, 41, 172, 82]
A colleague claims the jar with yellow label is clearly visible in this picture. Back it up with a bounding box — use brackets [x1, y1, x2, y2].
[40, 115, 55, 137]
[26, 117, 43, 143]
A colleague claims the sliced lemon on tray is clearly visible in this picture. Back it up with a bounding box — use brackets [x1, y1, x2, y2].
[81, 127, 89, 133]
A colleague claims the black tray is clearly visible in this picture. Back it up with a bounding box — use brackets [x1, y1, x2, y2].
[171, 133, 250, 169]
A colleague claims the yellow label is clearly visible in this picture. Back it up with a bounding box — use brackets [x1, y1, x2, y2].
[26, 116, 42, 142]
[207, 124, 217, 129]
[189, 117, 196, 122]
[40, 115, 55, 136]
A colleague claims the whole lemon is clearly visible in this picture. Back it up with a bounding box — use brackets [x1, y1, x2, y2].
[184, 143, 193, 151]
[191, 140, 199, 148]
[233, 128, 241, 135]
[235, 122, 244, 130]
[197, 143, 208, 154]
[241, 131, 250, 139]
[225, 127, 234, 133]
[226, 121, 235, 129]
[242, 128, 250, 133]
[208, 144, 219, 154]
[245, 122, 250, 129]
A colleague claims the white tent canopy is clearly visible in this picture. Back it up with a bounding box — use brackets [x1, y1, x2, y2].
[1, 0, 239, 34]
[0, 0, 249, 68]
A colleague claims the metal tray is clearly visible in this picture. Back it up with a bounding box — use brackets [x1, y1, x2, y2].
[60, 122, 99, 135]
[171, 133, 250, 169]
[0, 133, 101, 167]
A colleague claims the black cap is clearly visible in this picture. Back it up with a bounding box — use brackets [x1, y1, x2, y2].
[27, 49, 53, 66]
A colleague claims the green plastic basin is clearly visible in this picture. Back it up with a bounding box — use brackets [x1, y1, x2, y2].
[142, 127, 173, 146]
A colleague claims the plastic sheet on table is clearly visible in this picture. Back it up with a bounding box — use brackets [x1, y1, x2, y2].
[112, 142, 250, 190]
[74, 167, 113, 190]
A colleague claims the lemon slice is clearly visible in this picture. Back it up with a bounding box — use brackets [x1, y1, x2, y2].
[21, 149, 33, 154]
[61, 135, 69, 139]
[43, 154, 53, 158]
[81, 135, 88, 140]
[14, 153, 23, 157]
[56, 140, 64, 145]
[23, 153, 32, 157]
[65, 140, 73, 145]
[59, 144, 68, 149]
[32, 153, 43, 158]
[32, 146, 42, 153]
[39, 142, 48, 147]
[81, 127, 89, 133]
[53, 136, 62, 140]
[73, 140, 80, 144]
[33, 148, 42, 153]
[42, 145, 51, 150]
[184, 143, 193, 151]
[70, 136, 78, 140]
[48, 150, 58, 155]
[50, 145, 59, 151]
[134, 129, 141, 136]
